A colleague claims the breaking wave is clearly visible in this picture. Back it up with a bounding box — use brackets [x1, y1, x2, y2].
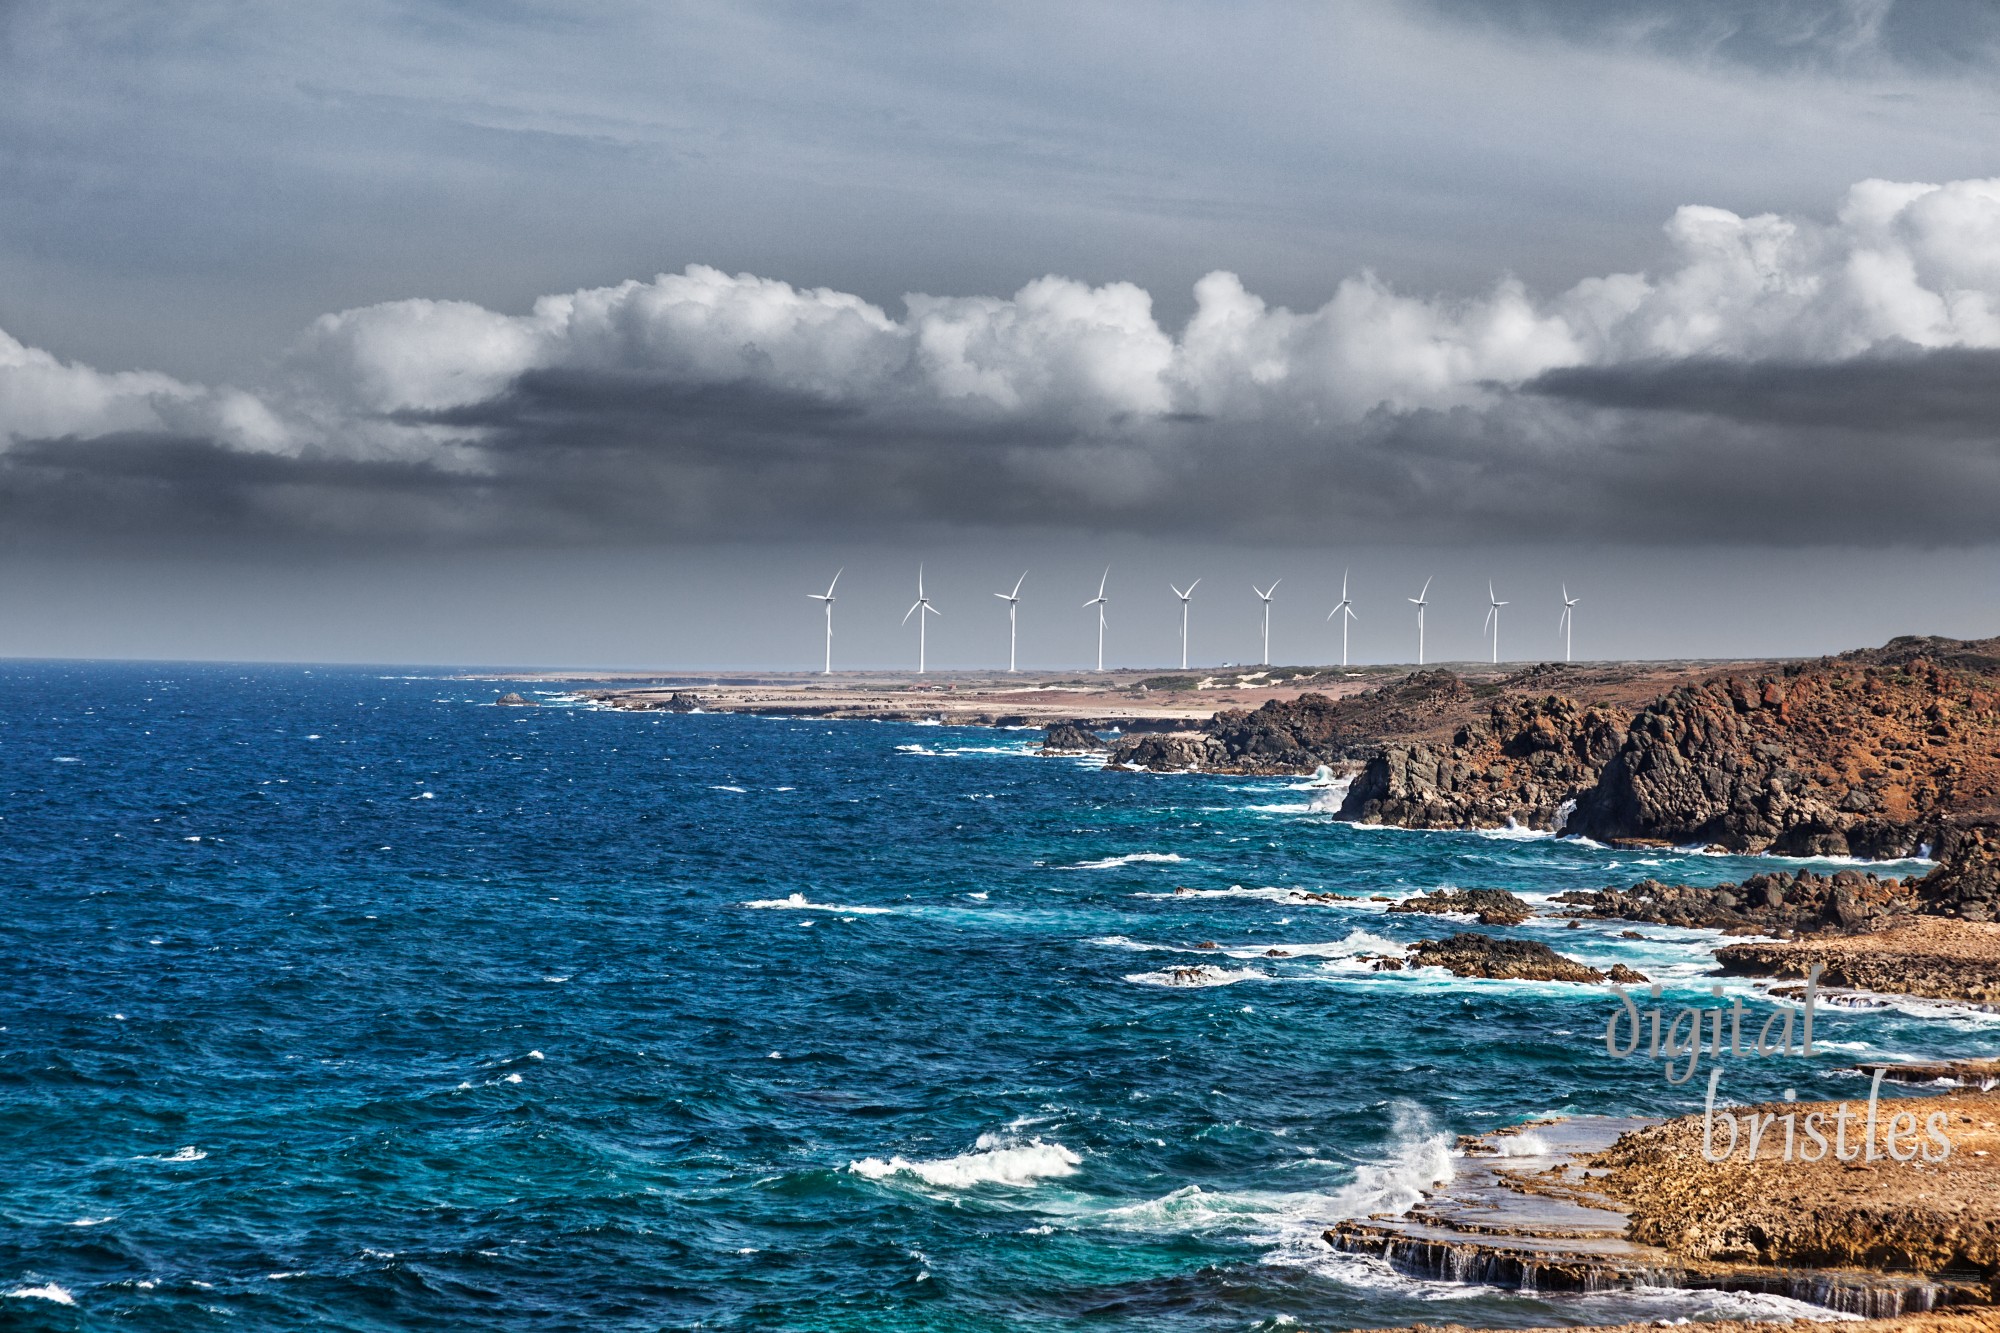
[742, 893, 892, 914]
[1061, 852, 1187, 870]
[849, 1134, 1081, 1188]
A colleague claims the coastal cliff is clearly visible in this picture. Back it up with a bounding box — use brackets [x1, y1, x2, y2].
[1111, 635, 2000, 860]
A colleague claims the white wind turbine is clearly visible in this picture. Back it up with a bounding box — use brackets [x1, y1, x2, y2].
[1326, 569, 1357, 668]
[1483, 582, 1509, 664]
[1083, 568, 1110, 672]
[1252, 580, 1280, 667]
[993, 571, 1027, 672]
[805, 567, 842, 675]
[1409, 576, 1432, 665]
[903, 565, 941, 673]
[1170, 579, 1200, 670]
[1560, 586, 1580, 663]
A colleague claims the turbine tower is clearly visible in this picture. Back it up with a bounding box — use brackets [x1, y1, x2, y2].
[1083, 568, 1110, 672]
[1170, 579, 1200, 670]
[1326, 570, 1357, 668]
[903, 565, 941, 673]
[1252, 580, 1280, 667]
[993, 571, 1027, 673]
[1483, 582, 1509, 664]
[1409, 576, 1432, 665]
[1560, 586, 1580, 663]
[805, 568, 842, 675]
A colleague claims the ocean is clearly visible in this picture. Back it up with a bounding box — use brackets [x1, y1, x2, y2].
[1, 663, 1992, 1331]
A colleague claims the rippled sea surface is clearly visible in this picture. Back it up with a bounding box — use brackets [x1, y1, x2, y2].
[3, 664, 1994, 1331]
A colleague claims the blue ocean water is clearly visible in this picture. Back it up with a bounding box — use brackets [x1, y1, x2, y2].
[1, 664, 1993, 1332]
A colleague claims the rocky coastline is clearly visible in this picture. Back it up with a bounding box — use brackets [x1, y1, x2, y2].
[1106, 635, 2000, 864]
[1326, 1107, 2000, 1319]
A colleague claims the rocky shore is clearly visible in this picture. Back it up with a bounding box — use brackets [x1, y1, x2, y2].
[1715, 917, 2000, 1005]
[1110, 635, 2000, 863]
[1330, 1100, 2000, 1319]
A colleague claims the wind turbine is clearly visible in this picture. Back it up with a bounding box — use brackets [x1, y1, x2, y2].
[1170, 579, 1200, 670]
[993, 571, 1027, 672]
[903, 565, 941, 673]
[1409, 576, 1432, 665]
[1483, 582, 1509, 664]
[1326, 570, 1357, 668]
[1251, 581, 1281, 667]
[805, 568, 842, 674]
[1083, 568, 1110, 672]
[1560, 586, 1580, 663]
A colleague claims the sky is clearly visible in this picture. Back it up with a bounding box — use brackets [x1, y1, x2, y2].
[3, 0, 2000, 668]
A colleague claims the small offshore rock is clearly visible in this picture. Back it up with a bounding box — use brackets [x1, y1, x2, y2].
[1041, 721, 1105, 754]
[1388, 887, 1533, 926]
[1408, 932, 1606, 983]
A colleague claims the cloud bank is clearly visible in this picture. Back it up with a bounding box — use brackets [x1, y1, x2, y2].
[9, 175, 2000, 546]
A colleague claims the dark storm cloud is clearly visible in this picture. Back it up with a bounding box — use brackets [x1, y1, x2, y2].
[1524, 348, 2000, 434]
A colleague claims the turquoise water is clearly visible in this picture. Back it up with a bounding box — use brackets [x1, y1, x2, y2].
[1, 664, 1991, 1331]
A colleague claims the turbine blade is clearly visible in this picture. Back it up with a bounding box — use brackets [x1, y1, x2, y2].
[827, 567, 843, 597]
[903, 601, 921, 624]
[1188, 578, 1200, 594]
[1012, 571, 1027, 597]
[1419, 575, 1432, 600]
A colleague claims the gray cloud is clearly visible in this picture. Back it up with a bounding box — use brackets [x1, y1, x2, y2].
[11, 171, 2000, 550]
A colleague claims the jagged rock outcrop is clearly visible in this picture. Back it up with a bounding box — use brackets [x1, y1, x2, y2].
[1108, 637, 2000, 862]
[1567, 651, 2000, 857]
[1555, 868, 1920, 935]
[1110, 671, 1479, 774]
[662, 691, 703, 713]
[1040, 721, 1105, 754]
[1340, 695, 1626, 830]
[1104, 732, 1229, 770]
[1920, 821, 2000, 922]
[1407, 932, 1607, 983]
[494, 692, 537, 707]
[1388, 888, 1534, 926]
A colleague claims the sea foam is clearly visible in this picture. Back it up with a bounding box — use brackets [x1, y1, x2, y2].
[743, 893, 891, 914]
[849, 1133, 1081, 1188]
[1061, 852, 1187, 870]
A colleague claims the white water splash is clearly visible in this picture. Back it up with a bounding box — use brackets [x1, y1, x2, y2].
[849, 1134, 1081, 1188]
[742, 893, 891, 914]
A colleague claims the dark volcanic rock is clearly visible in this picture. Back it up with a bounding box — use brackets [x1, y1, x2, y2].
[1553, 869, 1919, 935]
[1116, 671, 1480, 775]
[1388, 888, 1534, 926]
[1407, 932, 1606, 983]
[1041, 721, 1106, 754]
[664, 691, 703, 713]
[494, 692, 537, 707]
[1565, 653, 2000, 857]
[1339, 695, 1625, 831]
[1104, 732, 1230, 771]
[1917, 820, 2000, 922]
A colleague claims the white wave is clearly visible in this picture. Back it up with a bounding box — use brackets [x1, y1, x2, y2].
[849, 1133, 1081, 1188]
[52, 756, 81, 764]
[1124, 964, 1266, 988]
[1585, 1285, 1861, 1323]
[5, 1284, 74, 1305]
[1132, 884, 1352, 906]
[1490, 1129, 1552, 1158]
[743, 892, 891, 914]
[136, 1146, 206, 1162]
[67, 1217, 113, 1227]
[1061, 852, 1187, 870]
[709, 784, 748, 793]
